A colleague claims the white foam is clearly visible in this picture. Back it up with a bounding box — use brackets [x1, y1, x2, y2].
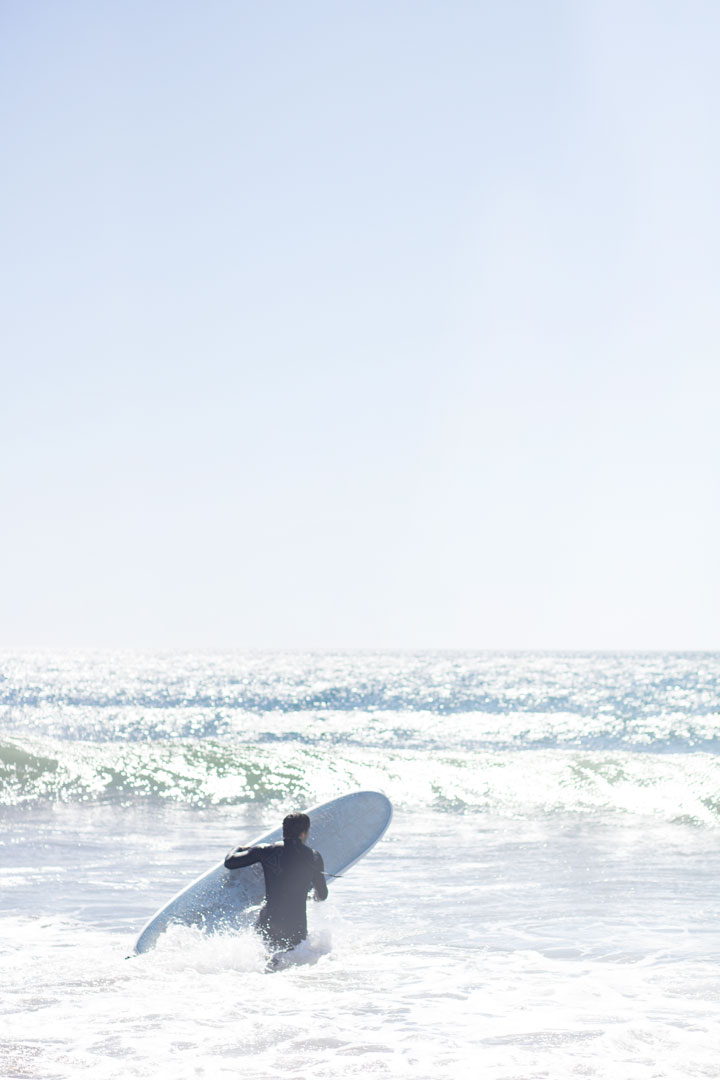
[2, 810, 720, 1079]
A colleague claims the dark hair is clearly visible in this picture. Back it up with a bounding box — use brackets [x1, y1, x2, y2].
[283, 812, 310, 840]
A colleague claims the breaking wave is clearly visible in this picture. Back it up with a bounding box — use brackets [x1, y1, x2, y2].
[3, 735, 720, 825]
[3, 651, 719, 823]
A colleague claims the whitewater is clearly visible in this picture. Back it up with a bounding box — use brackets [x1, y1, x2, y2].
[1, 651, 719, 1078]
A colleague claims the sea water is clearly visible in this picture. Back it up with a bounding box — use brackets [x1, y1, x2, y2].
[1, 651, 719, 1079]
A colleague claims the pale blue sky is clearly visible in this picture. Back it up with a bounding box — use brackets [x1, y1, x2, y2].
[2, 1, 718, 649]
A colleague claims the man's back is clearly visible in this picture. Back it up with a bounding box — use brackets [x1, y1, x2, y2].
[225, 836, 328, 949]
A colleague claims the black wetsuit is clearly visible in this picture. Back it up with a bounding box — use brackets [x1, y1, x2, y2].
[224, 839, 328, 950]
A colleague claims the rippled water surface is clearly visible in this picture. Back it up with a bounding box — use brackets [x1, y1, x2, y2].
[2, 651, 719, 1078]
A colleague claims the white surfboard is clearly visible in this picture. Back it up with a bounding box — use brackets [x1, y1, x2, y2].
[133, 790, 392, 954]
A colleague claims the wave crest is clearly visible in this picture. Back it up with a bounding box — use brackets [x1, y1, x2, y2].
[3, 736, 720, 826]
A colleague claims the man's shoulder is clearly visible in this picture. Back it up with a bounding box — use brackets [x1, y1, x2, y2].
[247, 843, 281, 857]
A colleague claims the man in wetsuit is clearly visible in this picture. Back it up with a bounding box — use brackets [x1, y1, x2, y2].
[224, 811, 328, 953]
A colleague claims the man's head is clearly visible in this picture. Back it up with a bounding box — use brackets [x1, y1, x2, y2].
[283, 812, 310, 842]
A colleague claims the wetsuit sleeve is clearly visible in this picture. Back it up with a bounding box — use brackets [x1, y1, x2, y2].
[224, 844, 264, 870]
[311, 850, 328, 901]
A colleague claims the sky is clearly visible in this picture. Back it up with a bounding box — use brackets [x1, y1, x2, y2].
[1, 0, 718, 650]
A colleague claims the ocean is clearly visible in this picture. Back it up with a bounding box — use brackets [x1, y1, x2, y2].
[1, 651, 719, 1078]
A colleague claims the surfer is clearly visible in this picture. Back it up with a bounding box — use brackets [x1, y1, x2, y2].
[224, 811, 328, 956]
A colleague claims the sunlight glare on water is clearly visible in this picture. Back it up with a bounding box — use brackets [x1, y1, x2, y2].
[2, 652, 720, 1078]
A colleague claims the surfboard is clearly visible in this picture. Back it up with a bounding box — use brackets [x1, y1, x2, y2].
[133, 790, 392, 954]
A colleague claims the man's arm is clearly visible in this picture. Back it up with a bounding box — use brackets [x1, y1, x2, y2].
[311, 850, 329, 901]
[224, 844, 264, 870]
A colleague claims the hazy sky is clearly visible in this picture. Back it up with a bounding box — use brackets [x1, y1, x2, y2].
[2, 0, 718, 649]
